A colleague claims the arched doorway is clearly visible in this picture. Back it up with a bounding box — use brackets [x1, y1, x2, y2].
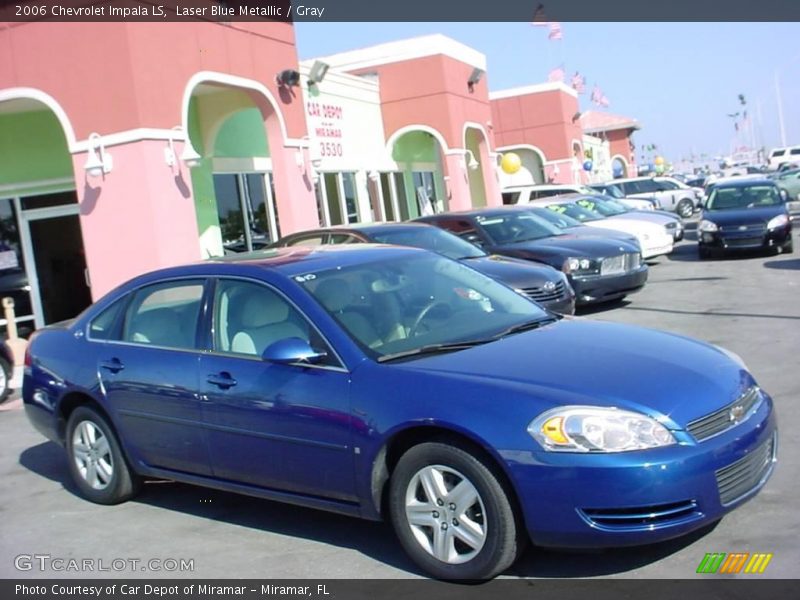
[611, 155, 629, 178]
[496, 146, 546, 187]
[0, 95, 92, 333]
[387, 128, 448, 219]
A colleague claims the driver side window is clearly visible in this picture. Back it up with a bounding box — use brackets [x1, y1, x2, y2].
[213, 279, 338, 366]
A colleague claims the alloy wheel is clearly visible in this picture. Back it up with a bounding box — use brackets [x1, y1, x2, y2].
[71, 420, 114, 490]
[404, 464, 488, 564]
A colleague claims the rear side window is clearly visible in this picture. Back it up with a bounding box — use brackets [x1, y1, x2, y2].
[501, 192, 520, 205]
[122, 281, 205, 350]
[286, 234, 326, 247]
[88, 299, 125, 341]
[771, 149, 786, 157]
[790, 149, 800, 156]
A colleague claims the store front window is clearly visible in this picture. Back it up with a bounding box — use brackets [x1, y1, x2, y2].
[316, 172, 361, 226]
[0, 191, 91, 334]
[212, 173, 280, 253]
[412, 171, 442, 216]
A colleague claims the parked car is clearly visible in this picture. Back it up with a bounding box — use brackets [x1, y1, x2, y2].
[501, 184, 597, 205]
[586, 183, 657, 211]
[570, 194, 685, 241]
[23, 245, 778, 579]
[611, 177, 698, 217]
[767, 145, 800, 171]
[272, 223, 575, 314]
[531, 196, 674, 259]
[773, 168, 800, 222]
[520, 206, 642, 247]
[698, 179, 793, 258]
[416, 208, 646, 305]
[0, 339, 12, 402]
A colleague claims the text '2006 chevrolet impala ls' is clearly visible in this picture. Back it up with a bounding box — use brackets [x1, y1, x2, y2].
[23, 245, 777, 579]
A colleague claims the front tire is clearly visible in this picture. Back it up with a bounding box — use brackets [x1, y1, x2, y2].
[781, 238, 794, 254]
[676, 198, 694, 218]
[66, 406, 141, 504]
[698, 245, 712, 260]
[389, 442, 523, 580]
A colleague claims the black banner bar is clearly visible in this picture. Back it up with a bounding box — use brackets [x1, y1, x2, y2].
[1, 0, 800, 22]
[3, 580, 799, 600]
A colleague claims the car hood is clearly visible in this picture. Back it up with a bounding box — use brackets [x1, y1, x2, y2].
[490, 235, 639, 262]
[460, 255, 563, 289]
[561, 225, 637, 243]
[396, 319, 750, 427]
[587, 217, 667, 238]
[702, 205, 787, 226]
[615, 212, 679, 226]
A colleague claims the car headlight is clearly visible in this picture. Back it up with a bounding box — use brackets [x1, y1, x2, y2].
[562, 256, 600, 275]
[528, 406, 676, 453]
[767, 214, 789, 230]
[699, 219, 718, 232]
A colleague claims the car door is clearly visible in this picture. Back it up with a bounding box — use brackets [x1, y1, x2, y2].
[198, 278, 356, 501]
[98, 278, 211, 475]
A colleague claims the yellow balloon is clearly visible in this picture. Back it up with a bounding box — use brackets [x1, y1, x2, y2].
[654, 156, 665, 165]
[500, 152, 522, 174]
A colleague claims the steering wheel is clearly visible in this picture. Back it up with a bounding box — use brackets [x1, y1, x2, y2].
[409, 301, 452, 337]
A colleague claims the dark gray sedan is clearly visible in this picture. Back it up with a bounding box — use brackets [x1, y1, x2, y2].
[273, 223, 576, 314]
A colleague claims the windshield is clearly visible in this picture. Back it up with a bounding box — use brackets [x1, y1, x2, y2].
[599, 184, 626, 199]
[576, 198, 629, 216]
[706, 185, 783, 210]
[545, 203, 603, 222]
[298, 253, 549, 360]
[528, 207, 583, 229]
[475, 212, 562, 243]
[369, 227, 484, 260]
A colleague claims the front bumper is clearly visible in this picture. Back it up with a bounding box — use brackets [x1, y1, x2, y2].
[641, 236, 674, 259]
[509, 391, 777, 548]
[540, 290, 576, 316]
[570, 265, 648, 305]
[699, 224, 792, 253]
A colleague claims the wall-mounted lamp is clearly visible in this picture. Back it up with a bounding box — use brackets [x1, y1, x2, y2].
[276, 69, 301, 87]
[180, 142, 202, 168]
[84, 133, 113, 178]
[463, 149, 480, 171]
[307, 60, 330, 87]
[467, 68, 484, 93]
[572, 111, 582, 123]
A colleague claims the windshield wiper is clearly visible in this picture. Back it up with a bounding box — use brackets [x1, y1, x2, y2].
[377, 339, 493, 363]
[491, 317, 558, 340]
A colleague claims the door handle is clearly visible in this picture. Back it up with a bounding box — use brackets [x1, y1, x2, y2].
[206, 372, 237, 389]
[99, 358, 125, 373]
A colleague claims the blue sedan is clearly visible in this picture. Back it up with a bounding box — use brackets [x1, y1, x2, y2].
[23, 245, 777, 579]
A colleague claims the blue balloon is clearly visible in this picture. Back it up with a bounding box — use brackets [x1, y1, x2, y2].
[612, 163, 624, 177]
[583, 160, 593, 172]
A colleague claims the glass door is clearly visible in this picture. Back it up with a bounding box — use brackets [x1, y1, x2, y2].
[212, 173, 280, 254]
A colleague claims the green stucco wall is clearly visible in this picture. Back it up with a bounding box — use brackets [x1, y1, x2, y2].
[390, 131, 446, 218]
[0, 110, 73, 196]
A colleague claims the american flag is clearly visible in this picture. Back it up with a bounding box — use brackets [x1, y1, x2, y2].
[571, 72, 586, 94]
[548, 67, 565, 83]
[599, 94, 610, 108]
[548, 22, 563, 40]
[590, 85, 602, 105]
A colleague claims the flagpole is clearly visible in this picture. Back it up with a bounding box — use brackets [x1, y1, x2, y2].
[775, 70, 787, 147]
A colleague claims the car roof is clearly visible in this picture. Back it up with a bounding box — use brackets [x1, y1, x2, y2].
[281, 221, 433, 238]
[709, 178, 777, 189]
[127, 245, 431, 286]
[504, 184, 579, 190]
[421, 205, 540, 219]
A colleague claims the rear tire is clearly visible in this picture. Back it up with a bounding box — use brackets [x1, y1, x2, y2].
[65, 406, 141, 504]
[0, 356, 11, 403]
[676, 198, 694, 218]
[389, 442, 523, 580]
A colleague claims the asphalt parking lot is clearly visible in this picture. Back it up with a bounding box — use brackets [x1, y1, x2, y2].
[1, 228, 798, 580]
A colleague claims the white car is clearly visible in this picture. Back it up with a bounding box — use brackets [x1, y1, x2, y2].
[571, 194, 684, 241]
[767, 146, 800, 171]
[588, 182, 661, 211]
[610, 177, 698, 217]
[504, 184, 657, 212]
[530, 197, 674, 259]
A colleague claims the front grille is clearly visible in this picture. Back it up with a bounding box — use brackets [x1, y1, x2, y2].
[719, 223, 766, 234]
[723, 237, 764, 248]
[687, 386, 763, 441]
[715, 434, 776, 506]
[579, 500, 701, 530]
[601, 252, 640, 276]
[519, 280, 567, 303]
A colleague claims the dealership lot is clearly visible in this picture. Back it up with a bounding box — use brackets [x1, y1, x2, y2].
[0, 235, 798, 580]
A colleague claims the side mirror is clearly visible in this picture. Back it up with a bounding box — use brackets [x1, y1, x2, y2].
[779, 188, 789, 202]
[262, 337, 327, 365]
